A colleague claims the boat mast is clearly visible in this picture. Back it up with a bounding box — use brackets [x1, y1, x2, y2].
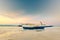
[40, 21, 43, 25]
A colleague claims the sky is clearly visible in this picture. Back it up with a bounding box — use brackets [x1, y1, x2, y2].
[0, 0, 60, 26]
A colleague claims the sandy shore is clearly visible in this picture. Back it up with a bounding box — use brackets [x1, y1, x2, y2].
[0, 27, 60, 40]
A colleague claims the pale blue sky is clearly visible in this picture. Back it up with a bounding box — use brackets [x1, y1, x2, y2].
[0, 0, 51, 14]
[0, 0, 60, 26]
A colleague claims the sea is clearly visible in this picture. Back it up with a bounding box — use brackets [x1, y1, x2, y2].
[0, 26, 60, 40]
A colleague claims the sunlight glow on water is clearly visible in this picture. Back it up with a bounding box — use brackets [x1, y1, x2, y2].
[0, 27, 60, 40]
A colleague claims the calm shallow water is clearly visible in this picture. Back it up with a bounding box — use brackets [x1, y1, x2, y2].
[0, 26, 60, 40]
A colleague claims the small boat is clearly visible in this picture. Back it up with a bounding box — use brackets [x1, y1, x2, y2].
[18, 21, 53, 30]
[22, 25, 53, 30]
[23, 26, 45, 30]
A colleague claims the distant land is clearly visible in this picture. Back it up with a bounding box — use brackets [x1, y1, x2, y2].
[0, 24, 18, 26]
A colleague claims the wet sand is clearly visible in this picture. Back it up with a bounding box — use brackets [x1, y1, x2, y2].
[0, 27, 60, 40]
